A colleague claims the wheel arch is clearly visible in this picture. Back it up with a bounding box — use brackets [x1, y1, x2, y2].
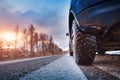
[69, 11, 79, 38]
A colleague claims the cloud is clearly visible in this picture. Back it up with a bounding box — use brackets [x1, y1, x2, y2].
[0, 0, 70, 50]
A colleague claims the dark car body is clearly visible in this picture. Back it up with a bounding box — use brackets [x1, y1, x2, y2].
[68, 0, 120, 64]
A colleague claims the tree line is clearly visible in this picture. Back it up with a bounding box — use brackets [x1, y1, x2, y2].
[0, 24, 63, 59]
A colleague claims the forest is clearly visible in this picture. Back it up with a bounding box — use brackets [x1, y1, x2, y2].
[0, 24, 63, 60]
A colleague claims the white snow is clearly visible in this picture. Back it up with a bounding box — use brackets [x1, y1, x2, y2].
[20, 54, 88, 80]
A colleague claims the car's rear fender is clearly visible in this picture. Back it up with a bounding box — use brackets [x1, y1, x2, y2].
[69, 11, 99, 35]
[76, 0, 120, 36]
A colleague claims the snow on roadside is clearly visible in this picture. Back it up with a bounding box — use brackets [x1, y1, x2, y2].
[20, 54, 88, 80]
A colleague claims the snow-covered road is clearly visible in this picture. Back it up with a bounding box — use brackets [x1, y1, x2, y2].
[0, 55, 61, 80]
[0, 54, 119, 80]
[20, 55, 88, 80]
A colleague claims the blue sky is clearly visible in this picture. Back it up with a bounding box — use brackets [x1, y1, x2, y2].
[0, 0, 70, 50]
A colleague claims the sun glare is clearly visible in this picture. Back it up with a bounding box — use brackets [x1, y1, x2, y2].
[3, 32, 16, 42]
[0, 31, 23, 49]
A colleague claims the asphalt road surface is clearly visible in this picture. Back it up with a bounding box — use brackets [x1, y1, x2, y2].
[0, 55, 62, 80]
[0, 54, 120, 80]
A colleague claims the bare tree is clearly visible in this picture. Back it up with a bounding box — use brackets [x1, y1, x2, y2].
[0, 40, 3, 50]
[58, 48, 63, 54]
[29, 24, 35, 57]
[54, 44, 58, 54]
[49, 35, 55, 55]
[39, 33, 48, 56]
[15, 25, 19, 50]
[0, 40, 3, 59]
[34, 32, 39, 53]
[23, 28, 28, 53]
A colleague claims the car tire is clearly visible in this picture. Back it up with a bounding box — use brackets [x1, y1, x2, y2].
[72, 19, 96, 65]
[70, 51, 73, 56]
[69, 43, 73, 56]
[98, 49, 106, 55]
